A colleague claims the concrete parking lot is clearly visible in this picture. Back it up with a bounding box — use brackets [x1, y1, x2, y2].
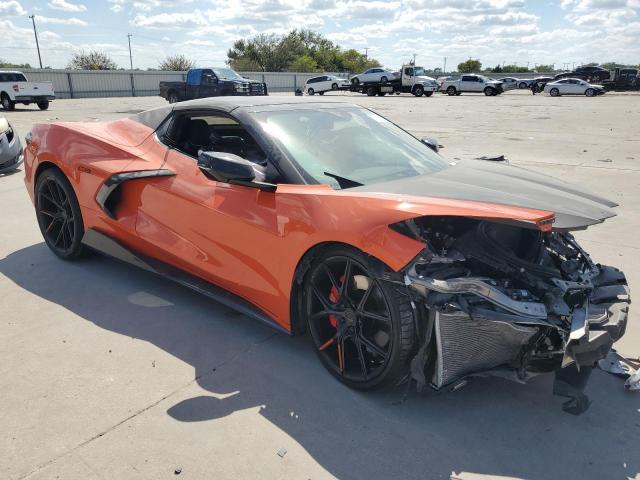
[1, 90, 639, 480]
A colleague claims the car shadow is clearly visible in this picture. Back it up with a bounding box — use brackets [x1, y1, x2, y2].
[1, 243, 638, 480]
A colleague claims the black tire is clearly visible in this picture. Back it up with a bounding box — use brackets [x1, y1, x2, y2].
[168, 91, 179, 104]
[1, 93, 15, 111]
[307, 88, 315, 96]
[319, 91, 324, 95]
[425, 91, 433, 97]
[484, 87, 494, 96]
[35, 168, 85, 260]
[37, 100, 49, 110]
[366, 87, 377, 97]
[377, 92, 386, 96]
[331, 83, 338, 90]
[455, 92, 462, 96]
[550, 88, 560, 97]
[413, 85, 424, 97]
[303, 246, 416, 390]
[446, 86, 456, 96]
[351, 77, 360, 85]
[585, 88, 595, 97]
[519, 82, 528, 89]
[380, 76, 388, 84]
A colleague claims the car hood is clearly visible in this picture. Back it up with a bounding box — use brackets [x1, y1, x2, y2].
[350, 159, 617, 230]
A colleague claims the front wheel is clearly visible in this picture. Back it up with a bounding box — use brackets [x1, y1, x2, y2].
[484, 87, 494, 96]
[585, 88, 595, 97]
[331, 83, 338, 90]
[37, 100, 49, 110]
[413, 85, 424, 97]
[351, 77, 360, 86]
[1, 94, 15, 111]
[303, 246, 416, 390]
[35, 168, 85, 260]
[519, 82, 528, 89]
[550, 88, 560, 97]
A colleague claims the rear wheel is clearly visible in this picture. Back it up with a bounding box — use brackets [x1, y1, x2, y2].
[425, 91, 433, 97]
[331, 83, 338, 90]
[366, 87, 377, 97]
[446, 86, 456, 96]
[413, 85, 424, 97]
[307, 88, 315, 96]
[1, 93, 15, 111]
[35, 168, 85, 260]
[37, 100, 49, 110]
[168, 91, 179, 104]
[550, 88, 560, 97]
[519, 82, 528, 89]
[303, 246, 416, 390]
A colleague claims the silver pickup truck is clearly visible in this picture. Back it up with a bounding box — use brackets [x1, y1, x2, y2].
[441, 74, 503, 96]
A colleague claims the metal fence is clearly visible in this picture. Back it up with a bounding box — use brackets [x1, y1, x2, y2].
[17, 69, 558, 99]
[19, 69, 350, 99]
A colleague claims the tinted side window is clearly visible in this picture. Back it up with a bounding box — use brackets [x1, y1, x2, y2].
[461, 76, 474, 81]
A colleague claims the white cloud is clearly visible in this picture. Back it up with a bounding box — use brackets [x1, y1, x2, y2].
[48, 0, 87, 12]
[0, 0, 26, 16]
[36, 15, 89, 26]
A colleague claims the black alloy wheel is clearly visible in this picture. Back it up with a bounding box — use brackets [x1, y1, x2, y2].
[303, 247, 416, 390]
[307, 88, 315, 96]
[447, 86, 456, 96]
[35, 168, 85, 260]
[332, 83, 338, 90]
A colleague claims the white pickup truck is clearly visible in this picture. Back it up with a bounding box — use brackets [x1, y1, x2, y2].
[441, 74, 503, 96]
[0, 71, 55, 111]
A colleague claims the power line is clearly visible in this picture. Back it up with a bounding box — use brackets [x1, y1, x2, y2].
[28, 14, 43, 69]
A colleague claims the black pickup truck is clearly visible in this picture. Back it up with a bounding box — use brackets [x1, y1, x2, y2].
[159, 67, 268, 103]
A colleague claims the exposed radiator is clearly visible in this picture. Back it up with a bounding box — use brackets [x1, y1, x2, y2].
[432, 310, 537, 388]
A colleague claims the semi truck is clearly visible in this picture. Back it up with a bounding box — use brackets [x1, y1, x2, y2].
[350, 64, 438, 97]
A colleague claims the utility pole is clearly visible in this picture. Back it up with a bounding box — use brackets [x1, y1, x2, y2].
[443, 57, 447, 73]
[127, 33, 134, 71]
[29, 15, 43, 69]
[364, 47, 369, 59]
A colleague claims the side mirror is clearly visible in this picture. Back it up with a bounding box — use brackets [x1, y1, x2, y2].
[421, 138, 441, 153]
[198, 151, 276, 192]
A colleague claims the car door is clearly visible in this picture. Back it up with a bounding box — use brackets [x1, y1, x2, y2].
[317, 76, 330, 91]
[199, 69, 220, 97]
[134, 109, 283, 316]
[460, 75, 475, 91]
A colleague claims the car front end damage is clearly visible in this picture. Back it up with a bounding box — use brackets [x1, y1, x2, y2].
[391, 215, 630, 414]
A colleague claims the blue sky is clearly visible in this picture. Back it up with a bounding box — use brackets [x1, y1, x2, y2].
[1, 0, 638, 71]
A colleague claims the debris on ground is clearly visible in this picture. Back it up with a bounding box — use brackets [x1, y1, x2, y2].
[597, 350, 640, 392]
[474, 155, 509, 163]
[174, 466, 182, 475]
[277, 448, 287, 458]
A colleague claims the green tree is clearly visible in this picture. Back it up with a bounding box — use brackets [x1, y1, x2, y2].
[457, 59, 482, 73]
[0, 59, 32, 69]
[489, 64, 503, 73]
[227, 29, 380, 73]
[534, 64, 555, 72]
[159, 54, 195, 71]
[501, 64, 530, 73]
[289, 54, 319, 72]
[67, 51, 117, 70]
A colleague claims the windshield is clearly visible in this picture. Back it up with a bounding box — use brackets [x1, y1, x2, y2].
[414, 67, 426, 76]
[253, 107, 449, 189]
[212, 68, 243, 80]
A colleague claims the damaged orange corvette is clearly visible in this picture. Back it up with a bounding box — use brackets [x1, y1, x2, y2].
[24, 97, 630, 413]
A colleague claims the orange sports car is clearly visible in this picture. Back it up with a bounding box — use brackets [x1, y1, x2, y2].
[24, 97, 630, 413]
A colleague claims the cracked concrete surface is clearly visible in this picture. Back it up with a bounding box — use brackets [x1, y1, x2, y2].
[1, 91, 639, 480]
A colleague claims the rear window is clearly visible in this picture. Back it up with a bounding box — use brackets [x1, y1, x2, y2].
[0, 73, 27, 82]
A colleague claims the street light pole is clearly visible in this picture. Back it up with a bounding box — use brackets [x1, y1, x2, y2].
[127, 33, 134, 71]
[29, 15, 43, 69]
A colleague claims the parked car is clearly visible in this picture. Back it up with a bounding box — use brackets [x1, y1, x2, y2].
[441, 74, 503, 96]
[159, 67, 267, 103]
[0, 71, 55, 111]
[532, 76, 554, 89]
[23, 97, 629, 412]
[350, 67, 399, 85]
[544, 78, 606, 97]
[304, 75, 349, 95]
[436, 76, 453, 90]
[553, 71, 588, 82]
[0, 117, 23, 173]
[497, 77, 520, 90]
[574, 66, 610, 82]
